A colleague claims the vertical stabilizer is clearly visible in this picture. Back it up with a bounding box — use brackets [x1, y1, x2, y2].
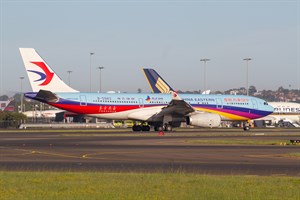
[19, 48, 78, 92]
[142, 68, 174, 93]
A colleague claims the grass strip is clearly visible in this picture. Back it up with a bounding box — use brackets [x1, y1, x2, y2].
[0, 171, 299, 200]
[0, 128, 131, 133]
[287, 152, 300, 158]
[188, 139, 295, 145]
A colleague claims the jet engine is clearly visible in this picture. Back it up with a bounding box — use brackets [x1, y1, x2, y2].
[186, 113, 221, 128]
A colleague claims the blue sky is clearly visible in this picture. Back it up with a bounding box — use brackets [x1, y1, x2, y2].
[0, 0, 299, 95]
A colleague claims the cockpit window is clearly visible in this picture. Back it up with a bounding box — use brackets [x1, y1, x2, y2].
[264, 102, 268, 105]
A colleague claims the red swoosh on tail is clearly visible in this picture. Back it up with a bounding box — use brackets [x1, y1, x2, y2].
[31, 62, 54, 86]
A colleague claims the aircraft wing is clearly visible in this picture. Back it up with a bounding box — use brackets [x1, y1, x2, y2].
[151, 92, 195, 120]
[128, 92, 195, 122]
[161, 92, 194, 115]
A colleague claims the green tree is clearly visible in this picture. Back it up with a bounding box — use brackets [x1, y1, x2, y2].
[249, 85, 257, 95]
[0, 111, 27, 128]
[0, 95, 9, 101]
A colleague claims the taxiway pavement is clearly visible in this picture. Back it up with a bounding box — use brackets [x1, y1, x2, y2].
[0, 129, 299, 175]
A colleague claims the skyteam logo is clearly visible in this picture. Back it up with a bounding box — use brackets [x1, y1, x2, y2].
[27, 62, 54, 86]
[145, 96, 151, 102]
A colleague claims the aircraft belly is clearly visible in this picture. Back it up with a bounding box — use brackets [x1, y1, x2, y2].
[271, 115, 300, 124]
[87, 111, 133, 120]
[87, 106, 163, 121]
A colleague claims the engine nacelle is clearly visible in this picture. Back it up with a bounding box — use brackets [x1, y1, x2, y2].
[186, 113, 221, 128]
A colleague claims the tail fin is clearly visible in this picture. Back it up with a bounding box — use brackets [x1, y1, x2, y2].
[142, 68, 174, 93]
[1, 98, 14, 111]
[19, 48, 78, 93]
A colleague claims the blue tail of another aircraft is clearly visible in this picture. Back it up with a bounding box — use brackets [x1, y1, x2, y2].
[142, 69, 174, 93]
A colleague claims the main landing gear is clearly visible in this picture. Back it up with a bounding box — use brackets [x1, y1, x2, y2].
[154, 124, 173, 132]
[132, 122, 173, 132]
[132, 124, 151, 132]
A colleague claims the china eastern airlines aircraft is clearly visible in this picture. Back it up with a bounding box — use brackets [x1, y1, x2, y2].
[19, 48, 273, 131]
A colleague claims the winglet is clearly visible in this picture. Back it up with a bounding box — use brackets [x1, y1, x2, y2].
[171, 91, 182, 101]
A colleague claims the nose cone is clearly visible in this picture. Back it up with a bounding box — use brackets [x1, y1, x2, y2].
[266, 104, 274, 115]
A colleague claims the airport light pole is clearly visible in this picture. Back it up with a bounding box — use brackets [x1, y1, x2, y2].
[243, 58, 252, 96]
[97, 66, 104, 92]
[89, 52, 95, 92]
[200, 58, 210, 93]
[67, 70, 72, 86]
[19, 76, 24, 113]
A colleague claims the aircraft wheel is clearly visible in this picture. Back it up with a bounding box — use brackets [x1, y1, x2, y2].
[132, 125, 137, 131]
[142, 125, 150, 131]
[155, 126, 164, 132]
[164, 125, 173, 132]
[243, 126, 250, 131]
[132, 125, 142, 132]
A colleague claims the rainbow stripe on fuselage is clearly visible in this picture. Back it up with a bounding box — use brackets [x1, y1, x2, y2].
[25, 92, 273, 121]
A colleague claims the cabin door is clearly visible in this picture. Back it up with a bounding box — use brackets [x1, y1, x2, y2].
[216, 98, 223, 109]
[138, 98, 144, 108]
[252, 99, 258, 109]
[80, 95, 87, 106]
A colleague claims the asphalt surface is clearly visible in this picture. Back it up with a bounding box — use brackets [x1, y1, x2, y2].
[0, 128, 300, 176]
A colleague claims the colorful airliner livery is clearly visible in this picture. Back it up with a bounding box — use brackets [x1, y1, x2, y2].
[19, 48, 273, 131]
[142, 68, 276, 130]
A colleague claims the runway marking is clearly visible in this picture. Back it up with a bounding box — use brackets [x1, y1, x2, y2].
[21, 148, 84, 159]
[84, 150, 159, 157]
[0, 152, 33, 156]
[81, 150, 187, 162]
[245, 154, 300, 159]
[254, 133, 265, 136]
[1, 146, 174, 161]
[0, 146, 85, 159]
[1, 146, 255, 163]
[1, 146, 153, 161]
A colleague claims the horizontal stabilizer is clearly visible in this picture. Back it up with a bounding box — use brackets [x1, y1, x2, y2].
[35, 90, 59, 103]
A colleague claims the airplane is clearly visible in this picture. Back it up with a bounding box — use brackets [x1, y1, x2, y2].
[0, 99, 14, 111]
[142, 68, 277, 130]
[260, 102, 300, 127]
[19, 48, 274, 132]
[143, 69, 300, 128]
[22, 109, 63, 118]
